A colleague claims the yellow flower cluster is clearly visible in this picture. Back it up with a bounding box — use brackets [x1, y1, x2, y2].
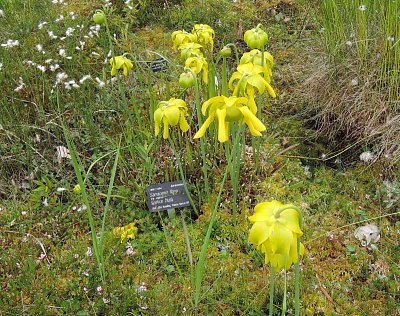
[194, 25, 276, 143]
[172, 24, 214, 84]
[154, 98, 190, 139]
[248, 200, 304, 271]
[113, 222, 138, 243]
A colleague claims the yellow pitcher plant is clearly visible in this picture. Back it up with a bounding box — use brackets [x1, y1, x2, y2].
[185, 55, 209, 84]
[240, 49, 274, 82]
[154, 98, 190, 139]
[171, 30, 197, 50]
[244, 24, 269, 50]
[229, 63, 276, 113]
[248, 200, 304, 270]
[109, 55, 134, 76]
[178, 42, 204, 60]
[194, 95, 266, 143]
[192, 24, 215, 51]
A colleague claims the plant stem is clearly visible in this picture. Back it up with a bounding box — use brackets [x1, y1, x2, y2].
[269, 266, 275, 316]
[169, 137, 199, 216]
[194, 126, 242, 306]
[282, 270, 287, 316]
[190, 69, 210, 197]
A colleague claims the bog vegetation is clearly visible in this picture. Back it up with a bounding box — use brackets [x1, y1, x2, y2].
[0, 0, 399, 315]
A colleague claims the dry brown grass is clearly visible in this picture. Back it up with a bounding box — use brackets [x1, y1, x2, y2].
[294, 51, 400, 163]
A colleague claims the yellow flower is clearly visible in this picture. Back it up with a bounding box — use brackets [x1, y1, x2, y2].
[240, 49, 274, 82]
[171, 30, 197, 50]
[178, 42, 203, 60]
[113, 222, 138, 243]
[154, 98, 190, 139]
[194, 95, 266, 143]
[244, 24, 269, 49]
[192, 24, 215, 51]
[229, 63, 276, 113]
[109, 55, 133, 76]
[73, 184, 81, 194]
[248, 200, 304, 271]
[185, 55, 208, 84]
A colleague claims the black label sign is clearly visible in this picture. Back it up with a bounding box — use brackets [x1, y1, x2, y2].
[146, 181, 190, 212]
[146, 58, 168, 73]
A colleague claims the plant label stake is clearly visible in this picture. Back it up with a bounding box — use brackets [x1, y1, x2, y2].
[146, 58, 168, 73]
[146, 180, 190, 212]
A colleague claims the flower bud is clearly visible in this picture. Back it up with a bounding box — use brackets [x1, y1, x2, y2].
[219, 46, 232, 58]
[179, 72, 195, 88]
[93, 10, 106, 25]
[244, 24, 269, 49]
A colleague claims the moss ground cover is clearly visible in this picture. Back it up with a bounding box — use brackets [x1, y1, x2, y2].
[0, 0, 399, 315]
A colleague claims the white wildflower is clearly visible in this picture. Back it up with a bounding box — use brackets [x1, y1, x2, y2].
[77, 204, 87, 212]
[0, 9, 4, 18]
[85, 247, 92, 257]
[48, 31, 58, 40]
[75, 41, 85, 51]
[38, 21, 48, 29]
[79, 75, 91, 84]
[91, 51, 100, 56]
[37, 65, 46, 72]
[102, 298, 110, 304]
[21, 211, 27, 216]
[359, 4, 366, 11]
[45, 59, 53, 64]
[0, 63, 3, 71]
[55, 72, 68, 85]
[50, 64, 60, 72]
[65, 27, 75, 37]
[1, 39, 20, 48]
[58, 48, 66, 57]
[359, 151, 375, 162]
[69, 11, 77, 20]
[388, 36, 395, 42]
[23, 60, 36, 66]
[319, 27, 325, 33]
[126, 242, 134, 256]
[95, 77, 105, 88]
[14, 77, 25, 92]
[54, 14, 64, 23]
[56, 187, 67, 192]
[96, 286, 102, 293]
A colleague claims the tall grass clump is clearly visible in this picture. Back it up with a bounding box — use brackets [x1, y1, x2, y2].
[300, 0, 400, 161]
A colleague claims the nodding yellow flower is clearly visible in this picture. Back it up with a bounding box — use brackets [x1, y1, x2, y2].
[248, 200, 304, 271]
[154, 98, 190, 139]
[244, 24, 269, 49]
[178, 42, 203, 60]
[171, 30, 197, 50]
[185, 55, 208, 84]
[194, 95, 266, 143]
[109, 55, 133, 76]
[229, 63, 276, 113]
[113, 222, 138, 243]
[192, 24, 215, 51]
[240, 49, 274, 82]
